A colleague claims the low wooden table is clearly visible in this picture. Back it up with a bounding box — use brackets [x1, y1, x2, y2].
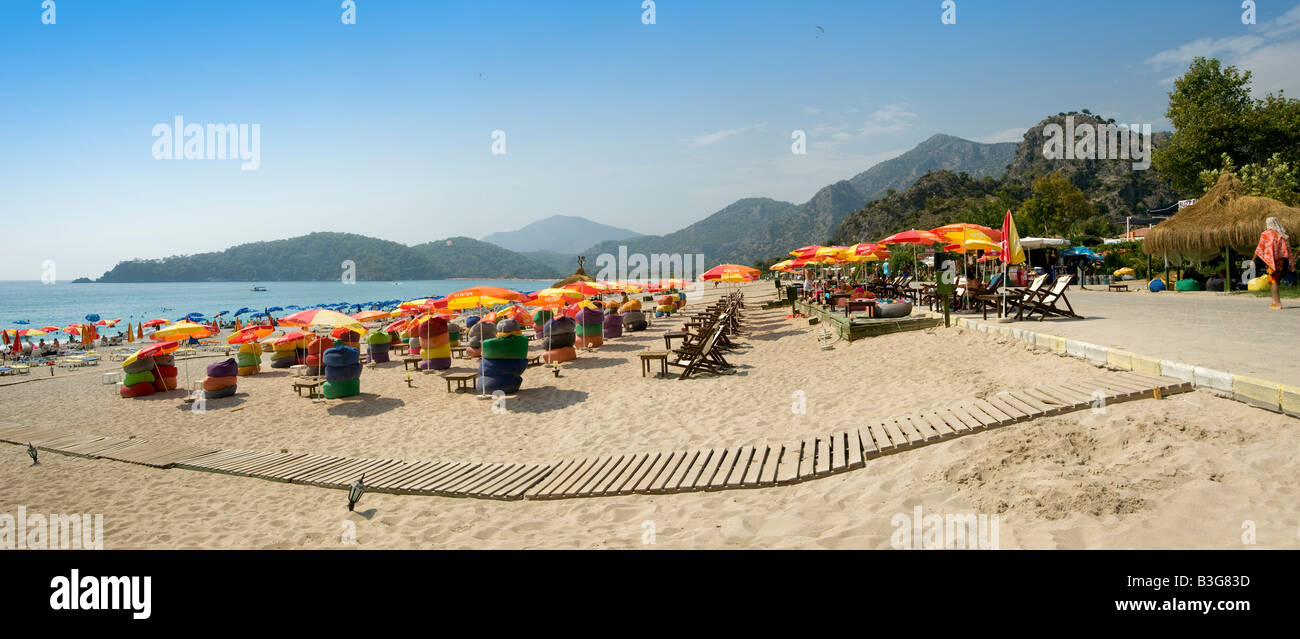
[444, 371, 478, 393]
[402, 356, 422, 371]
[527, 355, 542, 367]
[639, 351, 669, 377]
[844, 299, 876, 317]
[663, 330, 688, 350]
[292, 378, 323, 398]
[393, 343, 408, 355]
[1108, 283, 1129, 292]
[451, 346, 468, 359]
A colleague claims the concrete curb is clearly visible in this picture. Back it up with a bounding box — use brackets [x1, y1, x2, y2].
[936, 313, 1298, 419]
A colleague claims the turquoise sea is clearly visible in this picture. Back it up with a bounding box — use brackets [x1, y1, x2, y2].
[0, 279, 553, 340]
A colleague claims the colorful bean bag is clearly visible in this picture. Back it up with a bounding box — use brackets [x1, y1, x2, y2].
[206, 359, 238, 378]
[531, 310, 554, 338]
[122, 356, 156, 374]
[496, 318, 524, 337]
[365, 330, 391, 363]
[541, 317, 576, 350]
[465, 316, 481, 329]
[322, 378, 360, 399]
[542, 346, 576, 363]
[618, 300, 642, 313]
[322, 346, 362, 397]
[119, 382, 155, 398]
[202, 375, 238, 392]
[415, 317, 451, 371]
[237, 366, 260, 377]
[477, 334, 529, 394]
[1149, 278, 1167, 292]
[622, 310, 647, 331]
[573, 308, 604, 348]
[1175, 278, 1203, 292]
[152, 354, 174, 367]
[123, 370, 156, 387]
[602, 312, 623, 338]
[408, 337, 421, 356]
[203, 385, 237, 399]
[448, 325, 461, 348]
[467, 321, 496, 349]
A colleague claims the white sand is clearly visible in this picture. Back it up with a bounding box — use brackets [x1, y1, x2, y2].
[2, 282, 1297, 549]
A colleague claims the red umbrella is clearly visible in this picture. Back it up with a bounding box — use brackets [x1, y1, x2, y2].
[879, 229, 942, 245]
[227, 324, 276, 344]
[142, 319, 169, 328]
[272, 331, 309, 346]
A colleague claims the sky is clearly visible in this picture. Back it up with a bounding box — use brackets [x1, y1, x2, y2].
[2, 0, 1298, 280]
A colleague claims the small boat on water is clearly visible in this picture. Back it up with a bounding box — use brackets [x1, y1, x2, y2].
[251, 286, 268, 292]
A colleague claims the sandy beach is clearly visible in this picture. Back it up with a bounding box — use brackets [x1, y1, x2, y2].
[3, 281, 1297, 549]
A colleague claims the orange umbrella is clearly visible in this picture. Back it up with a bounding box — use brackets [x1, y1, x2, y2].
[351, 310, 389, 323]
[442, 286, 523, 310]
[562, 281, 609, 296]
[226, 324, 276, 344]
[150, 321, 217, 342]
[932, 223, 1001, 243]
[700, 264, 760, 282]
[880, 229, 943, 245]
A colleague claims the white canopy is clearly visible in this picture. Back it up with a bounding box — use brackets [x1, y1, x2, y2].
[1018, 237, 1070, 250]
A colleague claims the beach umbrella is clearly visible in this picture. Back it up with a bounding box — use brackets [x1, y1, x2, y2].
[351, 310, 389, 323]
[278, 308, 368, 336]
[381, 319, 409, 334]
[125, 322, 135, 343]
[523, 288, 584, 307]
[562, 281, 610, 296]
[151, 321, 217, 342]
[84, 314, 101, 323]
[38, 325, 60, 332]
[272, 331, 309, 346]
[790, 245, 823, 259]
[233, 308, 253, 317]
[105, 318, 122, 327]
[700, 264, 760, 282]
[880, 229, 942, 245]
[226, 324, 276, 345]
[122, 341, 179, 368]
[1060, 246, 1104, 261]
[443, 286, 523, 310]
[932, 223, 1002, 244]
[142, 319, 169, 328]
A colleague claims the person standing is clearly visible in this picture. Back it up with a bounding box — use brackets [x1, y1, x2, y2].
[1255, 217, 1293, 310]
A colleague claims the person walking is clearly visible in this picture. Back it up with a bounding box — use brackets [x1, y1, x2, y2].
[1255, 217, 1293, 310]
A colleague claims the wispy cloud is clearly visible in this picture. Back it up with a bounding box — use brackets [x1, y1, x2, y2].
[807, 104, 918, 145]
[687, 123, 767, 148]
[1145, 6, 1300, 95]
[803, 105, 822, 115]
[971, 127, 1028, 144]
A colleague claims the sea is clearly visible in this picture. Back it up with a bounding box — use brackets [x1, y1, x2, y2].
[0, 279, 553, 341]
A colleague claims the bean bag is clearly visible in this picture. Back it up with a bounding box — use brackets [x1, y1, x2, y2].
[151, 377, 169, 393]
[236, 352, 260, 368]
[619, 300, 641, 313]
[325, 362, 364, 383]
[237, 366, 260, 376]
[160, 377, 178, 390]
[203, 384, 237, 399]
[541, 317, 576, 349]
[481, 334, 529, 360]
[322, 378, 360, 399]
[477, 374, 522, 394]
[1149, 278, 1167, 292]
[261, 342, 274, 353]
[202, 375, 238, 391]
[467, 321, 496, 349]
[119, 382, 155, 398]
[531, 310, 554, 337]
[408, 337, 421, 356]
[417, 318, 451, 370]
[466, 347, 482, 358]
[270, 357, 294, 369]
[307, 337, 332, 356]
[655, 304, 674, 314]
[1247, 275, 1270, 292]
[496, 319, 523, 336]
[602, 313, 623, 338]
[448, 326, 461, 348]
[206, 359, 238, 378]
[123, 370, 156, 387]
[369, 341, 391, 364]
[465, 316, 481, 329]
[365, 331, 390, 345]
[154, 365, 177, 378]
[322, 346, 360, 368]
[1175, 279, 1203, 292]
[417, 358, 451, 371]
[542, 346, 576, 363]
[481, 356, 529, 377]
[304, 355, 322, 367]
[876, 301, 913, 318]
[622, 310, 647, 331]
[122, 356, 156, 374]
[304, 365, 323, 376]
[152, 354, 174, 366]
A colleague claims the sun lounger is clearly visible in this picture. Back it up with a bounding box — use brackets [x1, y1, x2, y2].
[1016, 274, 1080, 320]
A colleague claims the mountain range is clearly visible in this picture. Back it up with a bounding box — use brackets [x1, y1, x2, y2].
[89, 117, 1176, 282]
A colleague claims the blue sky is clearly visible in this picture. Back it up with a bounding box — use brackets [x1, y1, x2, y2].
[2, 0, 1297, 279]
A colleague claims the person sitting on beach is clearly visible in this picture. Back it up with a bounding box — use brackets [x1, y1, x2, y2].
[1205, 271, 1226, 292]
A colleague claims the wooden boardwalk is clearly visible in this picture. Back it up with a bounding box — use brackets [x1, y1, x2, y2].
[1, 370, 1191, 501]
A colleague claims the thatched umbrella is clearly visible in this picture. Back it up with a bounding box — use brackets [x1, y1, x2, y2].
[1143, 173, 1300, 290]
[552, 256, 595, 289]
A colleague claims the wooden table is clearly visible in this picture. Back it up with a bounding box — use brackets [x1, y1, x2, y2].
[1108, 283, 1129, 292]
[444, 372, 478, 393]
[403, 356, 422, 371]
[663, 330, 688, 350]
[292, 378, 323, 398]
[393, 343, 408, 355]
[451, 346, 468, 359]
[639, 351, 669, 377]
[527, 355, 542, 367]
[844, 299, 876, 317]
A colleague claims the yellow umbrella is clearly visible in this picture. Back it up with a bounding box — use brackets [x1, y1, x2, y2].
[525, 288, 585, 308]
[278, 309, 368, 336]
[149, 321, 217, 342]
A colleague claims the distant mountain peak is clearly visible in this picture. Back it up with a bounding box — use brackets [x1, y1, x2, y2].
[482, 215, 642, 255]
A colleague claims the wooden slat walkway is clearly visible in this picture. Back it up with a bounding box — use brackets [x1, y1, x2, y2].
[0, 372, 1192, 500]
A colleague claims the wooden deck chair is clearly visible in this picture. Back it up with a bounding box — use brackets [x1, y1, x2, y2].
[1018, 274, 1080, 320]
[668, 323, 731, 379]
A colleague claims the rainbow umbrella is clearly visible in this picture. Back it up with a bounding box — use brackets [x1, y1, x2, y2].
[278, 309, 368, 336]
[227, 324, 276, 345]
[151, 321, 217, 342]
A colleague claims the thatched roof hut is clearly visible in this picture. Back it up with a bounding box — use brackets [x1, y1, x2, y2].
[552, 265, 594, 289]
[1143, 173, 1300, 261]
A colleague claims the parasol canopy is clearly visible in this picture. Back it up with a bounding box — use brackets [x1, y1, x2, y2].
[150, 321, 217, 342]
[700, 264, 760, 282]
[279, 309, 368, 335]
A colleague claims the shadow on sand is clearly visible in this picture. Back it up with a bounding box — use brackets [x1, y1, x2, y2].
[506, 386, 589, 413]
[326, 394, 405, 417]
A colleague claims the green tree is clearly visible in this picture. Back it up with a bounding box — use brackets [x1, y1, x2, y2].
[1200, 153, 1300, 205]
[1018, 172, 1095, 236]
